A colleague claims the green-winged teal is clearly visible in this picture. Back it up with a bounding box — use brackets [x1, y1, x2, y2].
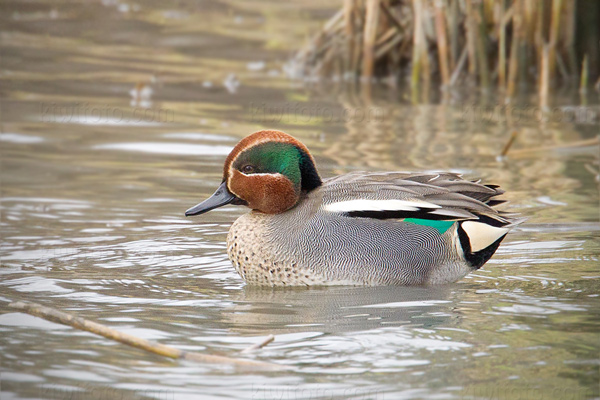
[185, 130, 520, 286]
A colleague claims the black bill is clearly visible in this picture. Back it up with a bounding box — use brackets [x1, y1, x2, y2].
[185, 181, 236, 216]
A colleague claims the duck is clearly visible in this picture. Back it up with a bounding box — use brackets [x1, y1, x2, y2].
[185, 130, 520, 286]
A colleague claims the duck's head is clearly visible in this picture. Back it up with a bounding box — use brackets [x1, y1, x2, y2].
[185, 130, 322, 216]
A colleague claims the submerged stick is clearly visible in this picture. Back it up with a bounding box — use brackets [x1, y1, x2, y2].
[242, 334, 275, 354]
[8, 301, 285, 370]
[500, 130, 519, 157]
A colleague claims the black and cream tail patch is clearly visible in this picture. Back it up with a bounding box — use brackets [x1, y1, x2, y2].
[458, 221, 509, 269]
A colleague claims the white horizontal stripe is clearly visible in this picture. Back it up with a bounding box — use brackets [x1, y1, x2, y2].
[240, 172, 283, 177]
[324, 199, 441, 213]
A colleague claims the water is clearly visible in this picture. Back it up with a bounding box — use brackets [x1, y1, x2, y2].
[1, 1, 599, 399]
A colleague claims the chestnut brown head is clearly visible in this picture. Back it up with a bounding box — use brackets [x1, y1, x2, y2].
[185, 130, 322, 216]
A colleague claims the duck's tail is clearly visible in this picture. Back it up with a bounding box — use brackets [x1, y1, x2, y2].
[457, 217, 526, 269]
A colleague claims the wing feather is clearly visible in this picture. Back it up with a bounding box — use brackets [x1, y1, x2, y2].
[321, 171, 513, 226]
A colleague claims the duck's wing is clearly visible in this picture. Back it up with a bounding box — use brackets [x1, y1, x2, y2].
[321, 171, 515, 227]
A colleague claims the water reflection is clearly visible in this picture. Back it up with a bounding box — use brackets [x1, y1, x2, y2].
[227, 286, 455, 334]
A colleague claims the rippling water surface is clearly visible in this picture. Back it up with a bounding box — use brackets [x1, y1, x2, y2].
[1, 1, 599, 399]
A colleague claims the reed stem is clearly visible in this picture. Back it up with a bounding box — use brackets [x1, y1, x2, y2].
[362, 0, 381, 80]
[580, 54, 589, 95]
[434, 0, 450, 86]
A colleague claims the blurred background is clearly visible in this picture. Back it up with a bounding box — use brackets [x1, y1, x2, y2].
[1, 1, 599, 399]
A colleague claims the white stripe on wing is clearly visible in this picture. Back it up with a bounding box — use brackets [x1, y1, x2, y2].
[323, 199, 441, 213]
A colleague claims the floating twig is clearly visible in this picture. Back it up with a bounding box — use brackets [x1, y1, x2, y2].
[8, 301, 285, 370]
[242, 334, 275, 354]
[500, 130, 519, 158]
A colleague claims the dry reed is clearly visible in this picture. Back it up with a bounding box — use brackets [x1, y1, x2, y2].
[294, 0, 599, 102]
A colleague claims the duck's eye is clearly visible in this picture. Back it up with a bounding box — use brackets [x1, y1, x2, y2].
[241, 165, 255, 174]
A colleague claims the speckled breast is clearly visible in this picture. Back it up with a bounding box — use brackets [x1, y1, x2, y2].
[226, 212, 330, 286]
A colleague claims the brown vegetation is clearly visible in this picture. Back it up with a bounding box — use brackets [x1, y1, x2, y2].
[294, 0, 600, 101]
